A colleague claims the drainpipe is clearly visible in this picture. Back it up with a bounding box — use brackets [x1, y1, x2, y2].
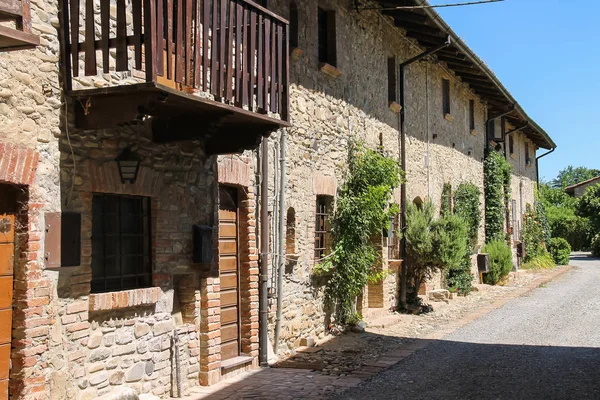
[274, 129, 287, 354]
[535, 147, 556, 190]
[259, 137, 269, 366]
[398, 37, 451, 310]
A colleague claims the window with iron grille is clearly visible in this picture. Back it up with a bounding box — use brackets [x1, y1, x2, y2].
[442, 79, 450, 115]
[91, 194, 152, 293]
[315, 195, 332, 261]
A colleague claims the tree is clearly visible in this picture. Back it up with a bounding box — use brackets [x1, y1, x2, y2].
[577, 184, 600, 233]
[551, 166, 600, 189]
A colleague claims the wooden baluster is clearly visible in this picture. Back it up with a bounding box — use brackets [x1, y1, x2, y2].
[143, 0, 157, 82]
[225, 0, 234, 101]
[133, 0, 143, 70]
[185, 0, 193, 85]
[263, 17, 270, 111]
[202, 0, 210, 90]
[248, 8, 256, 110]
[69, 0, 79, 77]
[241, 6, 248, 106]
[84, 0, 96, 75]
[175, 0, 184, 82]
[282, 23, 289, 121]
[270, 19, 276, 113]
[256, 14, 262, 110]
[276, 22, 282, 114]
[166, 0, 173, 79]
[218, 0, 226, 97]
[194, 0, 202, 86]
[234, 1, 242, 104]
[59, 0, 73, 90]
[100, 0, 109, 73]
[157, 0, 164, 75]
[210, 0, 218, 94]
[116, 0, 127, 71]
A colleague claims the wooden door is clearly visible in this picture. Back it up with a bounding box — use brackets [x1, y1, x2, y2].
[218, 187, 240, 361]
[0, 214, 14, 400]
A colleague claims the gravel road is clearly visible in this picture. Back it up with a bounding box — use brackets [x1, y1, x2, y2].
[338, 253, 600, 400]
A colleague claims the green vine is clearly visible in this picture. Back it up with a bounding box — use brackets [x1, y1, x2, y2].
[453, 182, 482, 251]
[319, 142, 404, 324]
[484, 150, 512, 243]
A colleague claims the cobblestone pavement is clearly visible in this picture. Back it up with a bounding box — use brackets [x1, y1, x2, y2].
[340, 254, 597, 399]
[179, 266, 571, 400]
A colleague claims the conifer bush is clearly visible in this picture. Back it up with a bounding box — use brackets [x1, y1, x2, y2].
[481, 240, 513, 285]
[548, 237, 571, 265]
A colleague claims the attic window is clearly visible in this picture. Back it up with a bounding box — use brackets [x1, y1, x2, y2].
[442, 79, 451, 115]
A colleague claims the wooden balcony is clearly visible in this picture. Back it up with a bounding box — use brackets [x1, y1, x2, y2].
[0, 0, 40, 51]
[59, 0, 290, 154]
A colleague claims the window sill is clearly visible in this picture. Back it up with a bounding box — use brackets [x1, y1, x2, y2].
[388, 259, 403, 272]
[319, 62, 342, 78]
[89, 287, 162, 312]
[388, 101, 402, 114]
[470, 129, 478, 136]
[510, 153, 516, 159]
[444, 113, 454, 122]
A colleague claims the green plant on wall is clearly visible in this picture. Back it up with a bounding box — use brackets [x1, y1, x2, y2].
[440, 183, 452, 217]
[318, 142, 403, 325]
[484, 149, 512, 243]
[453, 182, 482, 251]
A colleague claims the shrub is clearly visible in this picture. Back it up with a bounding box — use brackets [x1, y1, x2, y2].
[522, 253, 555, 270]
[433, 214, 472, 295]
[453, 182, 481, 251]
[548, 237, 571, 265]
[591, 234, 600, 257]
[578, 184, 600, 232]
[440, 183, 452, 217]
[447, 255, 473, 295]
[522, 204, 548, 262]
[481, 240, 513, 285]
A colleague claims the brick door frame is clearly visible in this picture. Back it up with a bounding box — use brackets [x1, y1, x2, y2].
[0, 144, 45, 400]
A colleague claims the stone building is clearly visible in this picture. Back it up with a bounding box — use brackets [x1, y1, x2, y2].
[0, 0, 555, 399]
[565, 176, 600, 198]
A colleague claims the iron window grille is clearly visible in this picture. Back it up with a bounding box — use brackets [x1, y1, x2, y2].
[315, 195, 332, 262]
[91, 194, 152, 293]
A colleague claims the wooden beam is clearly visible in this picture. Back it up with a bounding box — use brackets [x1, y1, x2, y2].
[394, 20, 442, 36]
[381, 10, 427, 24]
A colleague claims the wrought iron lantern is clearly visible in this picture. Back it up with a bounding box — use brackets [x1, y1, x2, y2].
[115, 147, 141, 184]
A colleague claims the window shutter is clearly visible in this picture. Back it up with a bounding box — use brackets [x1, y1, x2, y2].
[61, 212, 81, 267]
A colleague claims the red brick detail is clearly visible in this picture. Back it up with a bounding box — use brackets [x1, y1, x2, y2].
[87, 160, 163, 197]
[313, 173, 337, 196]
[0, 143, 39, 185]
[88, 287, 162, 311]
[217, 156, 251, 187]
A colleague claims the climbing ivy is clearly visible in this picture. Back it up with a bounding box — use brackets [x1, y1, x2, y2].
[484, 150, 512, 243]
[453, 182, 482, 251]
[318, 142, 404, 324]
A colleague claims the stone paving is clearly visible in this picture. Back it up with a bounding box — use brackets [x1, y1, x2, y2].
[177, 266, 571, 400]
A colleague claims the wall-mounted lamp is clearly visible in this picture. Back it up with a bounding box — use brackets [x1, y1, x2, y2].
[115, 147, 141, 184]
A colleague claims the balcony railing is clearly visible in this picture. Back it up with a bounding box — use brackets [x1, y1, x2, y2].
[60, 0, 289, 122]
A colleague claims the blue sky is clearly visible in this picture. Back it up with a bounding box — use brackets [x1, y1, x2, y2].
[433, 0, 599, 182]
